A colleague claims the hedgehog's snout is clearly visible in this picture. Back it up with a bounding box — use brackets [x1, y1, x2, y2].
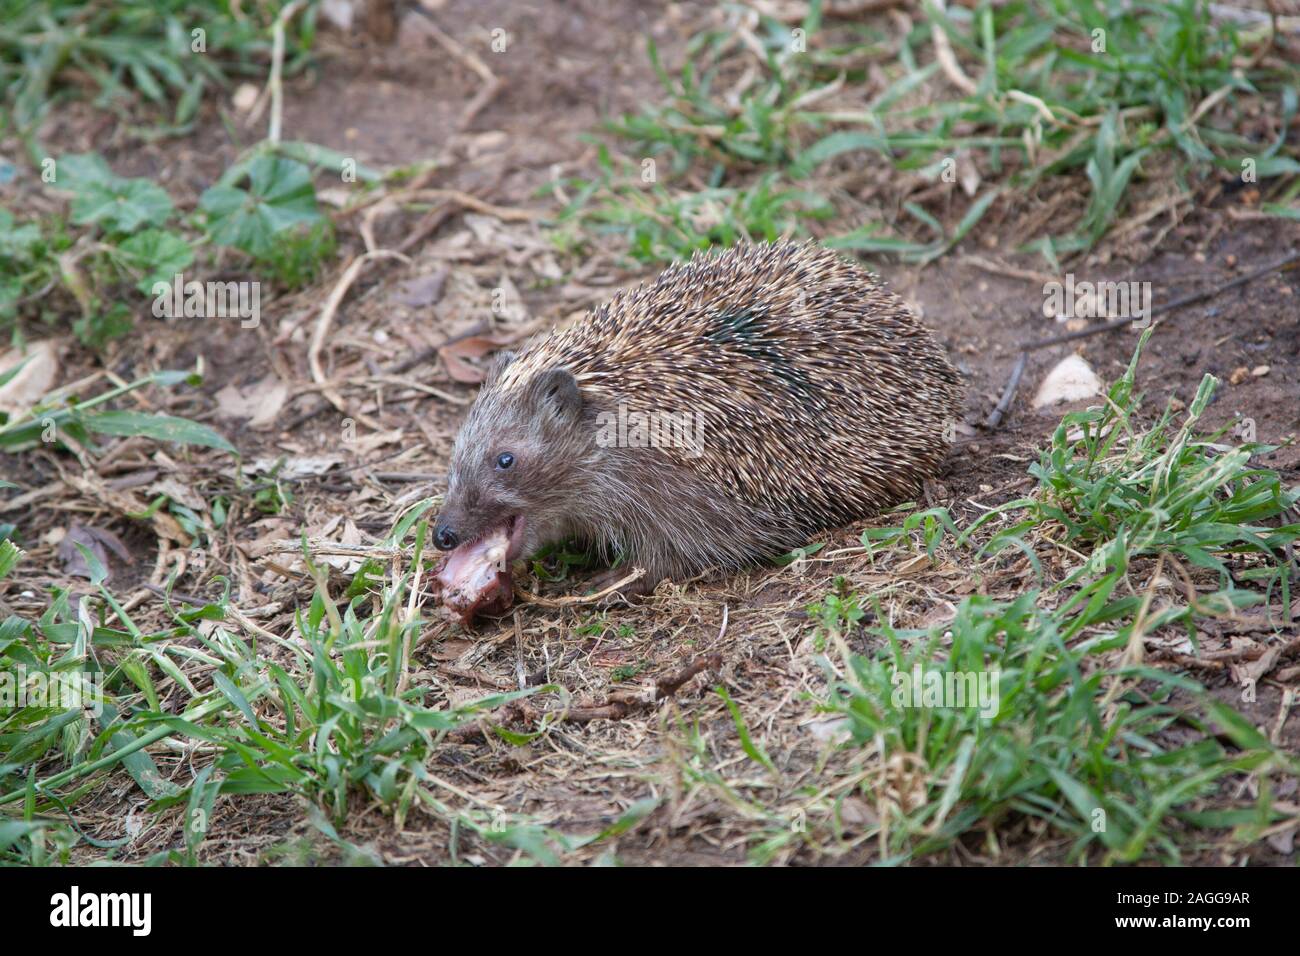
[433, 522, 459, 551]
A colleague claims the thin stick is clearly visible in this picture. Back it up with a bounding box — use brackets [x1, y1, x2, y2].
[515, 567, 647, 608]
[142, 582, 207, 606]
[409, 7, 502, 129]
[1033, 250, 1300, 353]
[983, 351, 1025, 430]
[929, 0, 977, 95]
[406, 188, 537, 223]
[308, 249, 409, 428]
[478, 652, 724, 728]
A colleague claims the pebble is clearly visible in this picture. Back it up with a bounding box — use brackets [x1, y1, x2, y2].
[232, 83, 259, 113]
[1032, 354, 1102, 408]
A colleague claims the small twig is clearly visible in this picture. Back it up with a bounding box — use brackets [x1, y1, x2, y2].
[406, 188, 537, 223]
[1033, 251, 1300, 354]
[959, 255, 1056, 285]
[983, 351, 1025, 431]
[515, 567, 647, 608]
[307, 249, 409, 428]
[653, 652, 724, 700]
[929, 0, 977, 95]
[409, 7, 502, 129]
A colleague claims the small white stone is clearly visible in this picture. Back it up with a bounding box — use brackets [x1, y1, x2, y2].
[232, 83, 259, 113]
[1032, 354, 1102, 409]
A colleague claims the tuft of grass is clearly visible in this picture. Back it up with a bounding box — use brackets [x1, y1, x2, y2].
[966, 329, 1298, 609]
[549, 152, 833, 265]
[557, 0, 1299, 265]
[0, 0, 317, 151]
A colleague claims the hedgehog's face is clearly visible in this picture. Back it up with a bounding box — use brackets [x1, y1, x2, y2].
[434, 366, 592, 578]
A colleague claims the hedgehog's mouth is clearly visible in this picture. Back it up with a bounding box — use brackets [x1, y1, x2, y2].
[431, 515, 526, 626]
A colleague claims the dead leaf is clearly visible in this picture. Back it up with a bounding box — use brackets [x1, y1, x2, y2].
[1266, 826, 1295, 856]
[245, 454, 343, 479]
[1207, 598, 1300, 636]
[919, 601, 958, 630]
[57, 524, 132, 581]
[215, 375, 289, 430]
[238, 518, 296, 559]
[957, 152, 980, 198]
[349, 428, 405, 455]
[319, 0, 355, 32]
[839, 797, 879, 830]
[232, 82, 259, 113]
[64, 473, 190, 547]
[0, 339, 60, 417]
[893, 553, 933, 576]
[804, 716, 851, 744]
[427, 639, 476, 661]
[438, 333, 517, 384]
[462, 214, 548, 259]
[146, 476, 208, 514]
[389, 269, 448, 308]
[492, 271, 527, 322]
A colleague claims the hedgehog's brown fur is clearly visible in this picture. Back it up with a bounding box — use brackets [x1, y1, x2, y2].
[436, 241, 964, 586]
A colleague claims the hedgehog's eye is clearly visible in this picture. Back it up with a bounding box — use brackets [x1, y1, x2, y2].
[495, 452, 515, 470]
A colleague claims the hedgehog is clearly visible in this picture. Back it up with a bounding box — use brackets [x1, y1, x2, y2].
[430, 241, 963, 624]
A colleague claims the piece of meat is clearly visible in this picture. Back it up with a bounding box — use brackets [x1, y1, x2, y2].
[431, 526, 513, 626]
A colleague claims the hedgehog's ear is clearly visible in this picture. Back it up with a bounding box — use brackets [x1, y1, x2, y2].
[531, 367, 583, 425]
